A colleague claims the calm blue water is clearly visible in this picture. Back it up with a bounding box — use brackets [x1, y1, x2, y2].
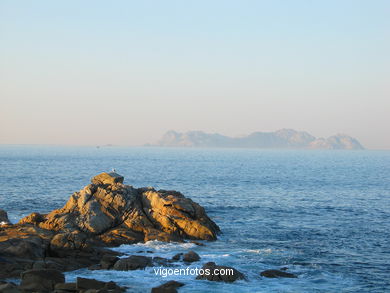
[1, 146, 389, 292]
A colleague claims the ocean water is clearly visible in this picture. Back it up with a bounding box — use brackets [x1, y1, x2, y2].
[0, 146, 389, 292]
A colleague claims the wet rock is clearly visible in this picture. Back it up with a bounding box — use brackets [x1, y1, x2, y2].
[105, 280, 124, 291]
[87, 264, 102, 270]
[196, 262, 245, 283]
[0, 209, 11, 225]
[152, 256, 173, 266]
[77, 277, 106, 290]
[260, 269, 297, 278]
[171, 253, 183, 261]
[113, 255, 153, 271]
[151, 280, 185, 293]
[100, 254, 120, 269]
[182, 251, 200, 263]
[20, 269, 65, 291]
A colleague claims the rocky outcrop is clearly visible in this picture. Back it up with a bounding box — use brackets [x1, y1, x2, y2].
[19, 172, 219, 248]
[0, 172, 219, 280]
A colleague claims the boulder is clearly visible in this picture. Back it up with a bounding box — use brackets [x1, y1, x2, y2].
[0, 209, 10, 225]
[20, 269, 65, 291]
[151, 280, 185, 293]
[76, 277, 106, 290]
[100, 254, 120, 269]
[152, 256, 174, 267]
[260, 269, 297, 278]
[196, 262, 245, 283]
[182, 251, 200, 263]
[113, 255, 153, 271]
[171, 253, 183, 261]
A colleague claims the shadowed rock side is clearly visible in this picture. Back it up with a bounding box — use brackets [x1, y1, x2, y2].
[0, 172, 220, 279]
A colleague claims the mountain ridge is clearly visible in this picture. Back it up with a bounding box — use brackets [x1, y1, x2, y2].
[150, 129, 364, 150]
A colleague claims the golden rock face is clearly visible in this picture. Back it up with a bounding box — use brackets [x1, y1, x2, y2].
[91, 172, 124, 185]
[12, 173, 220, 251]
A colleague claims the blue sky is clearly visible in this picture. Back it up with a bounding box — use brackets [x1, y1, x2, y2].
[0, 0, 389, 148]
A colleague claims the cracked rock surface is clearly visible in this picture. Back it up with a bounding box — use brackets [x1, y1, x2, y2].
[0, 172, 220, 279]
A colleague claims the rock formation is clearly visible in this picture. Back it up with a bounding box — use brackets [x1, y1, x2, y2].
[0, 172, 219, 279]
[182, 250, 200, 263]
[20, 172, 220, 247]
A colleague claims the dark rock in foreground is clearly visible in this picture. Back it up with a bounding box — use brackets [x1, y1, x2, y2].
[76, 277, 125, 291]
[113, 255, 153, 271]
[196, 262, 245, 282]
[100, 254, 120, 270]
[0, 281, 19, 293]
[260, 269, 297, 278]
[20, 269, 65, 291]
[0, 277, 125, 293]
[171, 253, 183, 261]
[151, 280, 185, 293]
[0, 209, 10, 225]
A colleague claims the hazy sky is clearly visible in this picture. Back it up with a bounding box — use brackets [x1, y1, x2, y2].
[1, 1, 389, 149]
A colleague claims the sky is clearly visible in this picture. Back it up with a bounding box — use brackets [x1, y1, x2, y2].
[0, 0, 389, 149]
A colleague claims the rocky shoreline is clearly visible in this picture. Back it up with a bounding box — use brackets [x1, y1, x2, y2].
[0, 172, 296, 292]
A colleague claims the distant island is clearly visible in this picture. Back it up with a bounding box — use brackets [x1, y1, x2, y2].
[149, 129, 364, 150]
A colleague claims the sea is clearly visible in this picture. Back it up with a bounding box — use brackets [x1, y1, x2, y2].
[0, 146, 389, 292]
